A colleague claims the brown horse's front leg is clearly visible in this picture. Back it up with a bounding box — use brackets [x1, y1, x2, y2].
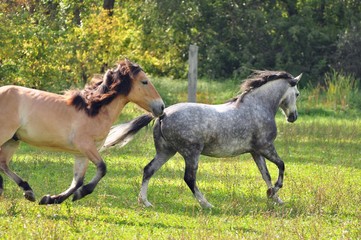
[72, 161, 106, 201]
[72, 145, 107, 202]
[39, 155, 88, 205]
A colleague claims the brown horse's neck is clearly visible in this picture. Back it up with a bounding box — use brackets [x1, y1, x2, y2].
[100, 95, 129, 123]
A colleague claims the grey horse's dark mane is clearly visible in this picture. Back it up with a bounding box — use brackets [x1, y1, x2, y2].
[229, 70, 294, 104]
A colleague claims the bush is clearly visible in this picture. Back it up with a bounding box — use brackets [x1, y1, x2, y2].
[324, 70, 359, 110]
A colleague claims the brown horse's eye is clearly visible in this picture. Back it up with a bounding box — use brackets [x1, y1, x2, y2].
[141, 80, 148, 85]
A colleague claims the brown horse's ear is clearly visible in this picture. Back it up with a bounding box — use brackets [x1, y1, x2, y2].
[125, 58, 141, 75]
[290, 73, 302, 86]
[103, 70, 114, 85]
[125, 58, 132, 66]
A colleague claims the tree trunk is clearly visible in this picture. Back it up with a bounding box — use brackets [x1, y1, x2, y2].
[73, 0, 83, 25]
[103, 0, 115, 16]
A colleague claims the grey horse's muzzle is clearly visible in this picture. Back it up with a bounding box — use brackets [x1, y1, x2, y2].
[287, 111, 298, 123]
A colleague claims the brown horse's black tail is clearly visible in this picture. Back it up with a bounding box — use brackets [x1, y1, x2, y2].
[101, 114, 153, 151]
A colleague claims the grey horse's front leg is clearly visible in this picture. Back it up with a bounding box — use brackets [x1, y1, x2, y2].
[255, 146, 285, 204]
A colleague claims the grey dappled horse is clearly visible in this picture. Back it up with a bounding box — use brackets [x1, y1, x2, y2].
[104, 70, 302, 208]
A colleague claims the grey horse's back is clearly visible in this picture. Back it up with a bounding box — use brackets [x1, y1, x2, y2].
[158, 102, 254, 157]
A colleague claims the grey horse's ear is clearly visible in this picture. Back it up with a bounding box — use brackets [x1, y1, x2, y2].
[290, 73, 302, 86]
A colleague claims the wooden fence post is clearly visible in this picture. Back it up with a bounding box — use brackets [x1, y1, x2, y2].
[188, 44, 198, 102]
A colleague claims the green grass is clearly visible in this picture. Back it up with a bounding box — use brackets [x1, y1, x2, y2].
[1, 78, 360, 239]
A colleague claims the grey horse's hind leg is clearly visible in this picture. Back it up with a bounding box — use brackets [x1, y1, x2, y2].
[139, 151, 175, 207]
[257, 145, 285, 204]
[0, 139, 36, 202]
[251, 152, 283, 204]
[183, 154, 213, 208]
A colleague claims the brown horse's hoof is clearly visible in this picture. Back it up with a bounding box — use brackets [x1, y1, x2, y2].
[39, 195, 51, 205]
[39, 194, 63, 204]
[24, 190, 36, 202]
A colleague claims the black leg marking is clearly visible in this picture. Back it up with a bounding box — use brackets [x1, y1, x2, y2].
[72, 161, 107, 201]
[274, 161, 284, 189]
[0, 175, 3, 195]
[98, 161, 107, 177]
[39, 195, 64, 205]
[18, 180, 33, 191]
[72, 184, 94, 201]
[184, 165, 197, 194]
[143, 159, 156, 181]
[18, 180, 36, 202]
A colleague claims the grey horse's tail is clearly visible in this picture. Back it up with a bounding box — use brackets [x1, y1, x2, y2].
[100, 114, 154, 151]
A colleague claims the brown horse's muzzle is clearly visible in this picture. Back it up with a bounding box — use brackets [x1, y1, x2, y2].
[151, 99, 165, 117]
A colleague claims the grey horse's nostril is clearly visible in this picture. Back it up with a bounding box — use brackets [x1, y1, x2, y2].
[287, 112, 298, 123]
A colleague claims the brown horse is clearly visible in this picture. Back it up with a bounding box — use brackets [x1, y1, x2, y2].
[0, 59, 164, 204]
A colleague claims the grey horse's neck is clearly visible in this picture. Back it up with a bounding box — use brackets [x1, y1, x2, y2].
[240, 79, 290, 116]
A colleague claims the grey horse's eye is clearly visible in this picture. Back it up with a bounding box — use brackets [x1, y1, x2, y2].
[296, 92, 300, 98]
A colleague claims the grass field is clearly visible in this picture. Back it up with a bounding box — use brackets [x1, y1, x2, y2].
[0, 77, 360, 239]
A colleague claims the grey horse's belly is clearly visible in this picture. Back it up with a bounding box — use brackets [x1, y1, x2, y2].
[201, 139, 251, 157]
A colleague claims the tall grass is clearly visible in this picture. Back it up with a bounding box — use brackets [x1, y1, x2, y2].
[303, 70, 359, 112]
[324, 70, 359, 110]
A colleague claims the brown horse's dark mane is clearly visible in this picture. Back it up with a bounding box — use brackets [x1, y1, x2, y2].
[229, 70, 294, 104]
[65, 60, 142, 117]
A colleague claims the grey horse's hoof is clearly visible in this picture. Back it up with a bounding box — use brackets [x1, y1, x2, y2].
[267, 188, 277, 198]
[139, 199, 153, 208]
[199, 201, 213, 209]
[272, 195, 284, 205]
[24, 190, 36, 202]
[267, 188, 284, 205]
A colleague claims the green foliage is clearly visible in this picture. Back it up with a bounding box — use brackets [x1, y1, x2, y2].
[334, 22, 361, 78]
[1, 0, 361, 91]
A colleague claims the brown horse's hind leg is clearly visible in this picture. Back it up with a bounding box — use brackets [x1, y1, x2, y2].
[39, 155, 88, 204]
[0, 139, 36, 202]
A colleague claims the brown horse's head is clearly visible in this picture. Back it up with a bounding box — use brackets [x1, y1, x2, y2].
[66, 59, 164, 117]
[116, 59, 165, 117]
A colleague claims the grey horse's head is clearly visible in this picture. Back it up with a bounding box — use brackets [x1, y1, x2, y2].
[279, 73, 302, 123]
